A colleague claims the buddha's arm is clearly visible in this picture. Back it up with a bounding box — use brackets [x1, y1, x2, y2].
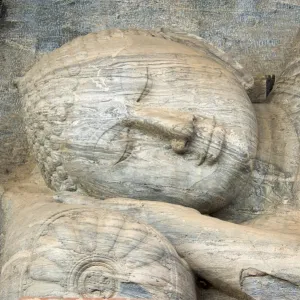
[55, 192, 300, 298]
[96, 199, 298, 298]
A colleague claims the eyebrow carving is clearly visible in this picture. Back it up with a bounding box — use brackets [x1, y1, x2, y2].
[136, 67, 151, 102]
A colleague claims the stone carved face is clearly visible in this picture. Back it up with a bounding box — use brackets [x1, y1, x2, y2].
[20, 30, 257, 213]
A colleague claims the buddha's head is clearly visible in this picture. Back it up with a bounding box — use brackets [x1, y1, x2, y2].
[20, 29, 257, 213]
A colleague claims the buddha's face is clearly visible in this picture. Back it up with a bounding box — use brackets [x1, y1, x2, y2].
[22, 31, 258, 213]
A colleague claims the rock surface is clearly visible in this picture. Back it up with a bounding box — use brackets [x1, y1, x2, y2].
[1, 200, 196, 299]
[1, 0, 300, 175]
[18, 29, 257, 214]
[1, 3, 300, 298]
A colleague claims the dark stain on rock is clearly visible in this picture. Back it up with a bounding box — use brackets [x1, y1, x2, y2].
[120, 282, 151, 298]
[0, 1, 7, 20]
[266, 74, 275, 96]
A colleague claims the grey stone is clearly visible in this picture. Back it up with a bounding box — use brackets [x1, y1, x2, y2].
[1, 5, 300, 298]
[1, 0, 300, 174]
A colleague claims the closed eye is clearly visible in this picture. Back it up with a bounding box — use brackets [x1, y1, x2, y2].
[136, 67, 152, 102]
[114, 128, 134, 165]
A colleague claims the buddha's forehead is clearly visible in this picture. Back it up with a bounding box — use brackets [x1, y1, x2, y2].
[21, 29, 257, 154]
[21, 29, 254, 127]
[60, 52, 256, 159]
[72, 52, 254, 126]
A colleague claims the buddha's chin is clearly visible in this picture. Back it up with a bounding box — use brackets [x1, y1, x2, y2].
[65, 160, 243, 214]
[63, 135, 252, 213]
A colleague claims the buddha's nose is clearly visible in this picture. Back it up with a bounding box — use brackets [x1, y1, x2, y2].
[122, 106, 225, 165]
[122, 107, 195, 154]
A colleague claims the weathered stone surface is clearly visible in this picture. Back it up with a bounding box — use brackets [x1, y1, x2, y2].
[199, 288, 242, 300]
[1, 201, 196, 299]
[215, 21, 300, 223]
[84, 196, 300, 299]
[1, 0, 300, 175]
[20, 298, 142, 300]
[18, 29, 257, 214]
[241, 269, 300, 300]
[2, 9, 300, 298]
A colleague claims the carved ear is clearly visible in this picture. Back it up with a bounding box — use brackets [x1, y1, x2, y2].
[157, 28, 254, 92]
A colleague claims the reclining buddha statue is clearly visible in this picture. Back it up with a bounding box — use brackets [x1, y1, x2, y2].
[1, 29, 300, 300]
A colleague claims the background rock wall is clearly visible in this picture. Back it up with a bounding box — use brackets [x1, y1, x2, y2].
[1, 0, 300, 174]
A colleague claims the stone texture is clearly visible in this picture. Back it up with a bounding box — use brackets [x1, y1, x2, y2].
[85, 196, 300, 299]
[241, 270, 300, 300]
[214, 21, 300, 222]
[1, 202, 196, 299]
[1, 6, 300, 298]
[1, 0, 300, 175]
[18, 29, 256, 214]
